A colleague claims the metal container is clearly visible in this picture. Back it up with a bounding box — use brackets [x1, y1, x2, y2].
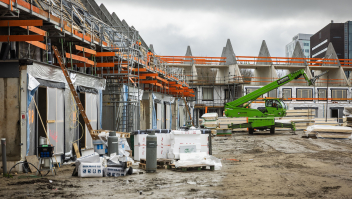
[39, 136, 46, 145]
[1, 138, 7, 174]
[146, 131, 157, 173]
[108, 131, 119, 156]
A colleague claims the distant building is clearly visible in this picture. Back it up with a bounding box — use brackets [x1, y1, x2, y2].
[310, 22, 344, 59]
[285, 33, 312, 58]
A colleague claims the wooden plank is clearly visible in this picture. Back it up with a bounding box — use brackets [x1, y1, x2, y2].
[47, 120, 55, 123]
[0, 20, 43, 27]
[286, 113, 315, 116]
[140, 73, 158, 77]
[25, 41, 46, 50]
[75, 45, 96, 55]
[26, 155, 39, 173]
[20, 26, 46, 36]
[141, 80, 158, 84]
[96, 62, 114, 67]
[95, 52, 115, 57]
[73, 142, 81, 158]
[0, 35, 44, 42]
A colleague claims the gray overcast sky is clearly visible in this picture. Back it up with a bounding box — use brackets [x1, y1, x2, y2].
[96, 0, 351, 57]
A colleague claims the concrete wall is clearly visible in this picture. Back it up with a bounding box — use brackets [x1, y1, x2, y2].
[0, 78, 21, 161]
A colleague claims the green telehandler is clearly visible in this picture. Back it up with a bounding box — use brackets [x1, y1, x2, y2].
[225, 69, 327, 134]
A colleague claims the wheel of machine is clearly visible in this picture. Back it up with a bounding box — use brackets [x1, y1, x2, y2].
[248, 128, 254, 135]
[270, 126, 275, 134]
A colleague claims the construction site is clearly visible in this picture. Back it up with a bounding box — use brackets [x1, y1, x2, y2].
[1, 0, 352, 198]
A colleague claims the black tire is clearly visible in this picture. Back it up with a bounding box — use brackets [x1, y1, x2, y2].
[270, 126, 275, 134]
[127, 166, 133, 175]
[248, 128, 254, 135]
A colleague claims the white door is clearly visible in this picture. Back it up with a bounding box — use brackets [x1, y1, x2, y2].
[157, 103, 162, 129]
[85, 93, 98, 149]
[166, 104, 170, 129]
[47, 87, 64, 155]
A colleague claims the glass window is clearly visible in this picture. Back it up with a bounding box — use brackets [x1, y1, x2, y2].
[202, 88, 213, 101]
[332, 89, 347, 100]
[318, 89, 327, 100]
[282, 89, 292, 100]
[267, 89, 277, 98]
[296, 88, 313, 100]
[305, 49, 309, 53]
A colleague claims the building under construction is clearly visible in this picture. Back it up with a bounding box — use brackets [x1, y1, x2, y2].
[1, 0, 352, 172]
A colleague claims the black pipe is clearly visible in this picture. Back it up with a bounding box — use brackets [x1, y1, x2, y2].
[1, 138, 6, 175]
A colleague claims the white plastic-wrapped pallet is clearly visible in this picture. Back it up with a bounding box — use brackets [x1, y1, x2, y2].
[175, 152, 222, 170]
[201, 113, 218, 121]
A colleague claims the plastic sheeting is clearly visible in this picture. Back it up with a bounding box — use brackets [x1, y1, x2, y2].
[175, 152, 222, 170]
[85, 93, 98, 149]
[47, 87, 65, 155]
[152, 93, 157, 129]
[26, 74, 40, 155]
[27, 62, 106, 90]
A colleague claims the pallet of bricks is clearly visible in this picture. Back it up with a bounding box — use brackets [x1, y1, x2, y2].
[139, 158, 173, 170]
[276, 109, 315, 131]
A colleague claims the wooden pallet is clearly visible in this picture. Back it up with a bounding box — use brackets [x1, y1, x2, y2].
[139, 163, 146, 170]
[139, 159, 172, 170]
[90, 130, 130, 138]
[216, 134, 232, 137]
[167, 164, 215, 172]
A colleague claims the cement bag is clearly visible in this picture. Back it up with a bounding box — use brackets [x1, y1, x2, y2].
[104, 167, 126, 177]
[76, 152, 100, 168]
[78, 163, 103, 178]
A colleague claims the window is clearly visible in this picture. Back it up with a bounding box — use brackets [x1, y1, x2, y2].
[304, 43, 309, 46]
[305, 49, 309, 53]
[318, 89, 327, 100]
[224, 88, 232, 100]
[187, 88, 197, 101]
[332, 89, 347, 100]
[282, 88, 292, 100]
[246, 88, 263, 100]
[267, 89, 277, 98]
[296, 88, 313, 100]
[333, 36, 342, 39]
[202, 88, 213, 101]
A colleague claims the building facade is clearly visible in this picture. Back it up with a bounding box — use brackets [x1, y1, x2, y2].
[285, 33, 312, 58]
[310, 22, 344, 59]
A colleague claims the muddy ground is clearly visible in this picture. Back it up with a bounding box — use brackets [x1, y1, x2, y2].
[1, 130, 352, 198]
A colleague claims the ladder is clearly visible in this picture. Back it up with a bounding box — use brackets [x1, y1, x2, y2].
[51, 45, 97, 140]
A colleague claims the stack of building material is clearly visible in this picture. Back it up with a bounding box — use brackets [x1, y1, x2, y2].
[217, 117, 247, 132]
[276, 109, 315, 130]
[314, 118, 339, 126]
[201, 113, 219, 129]
[343, 107, 352, 127]
[305, 125, 352, 139]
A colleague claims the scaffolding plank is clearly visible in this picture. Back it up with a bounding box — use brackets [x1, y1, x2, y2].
[140, 73, 158, 77]
[20, 26, 46, 36]
[75, 45, 96, 55]
[0, 20, 43, 27]
[0, 35, 44, 42]
[95, 52, 116, 57]
[96, 62, 115, 67]
[141, 80, 158, 84]
[25, 41, 46, 50]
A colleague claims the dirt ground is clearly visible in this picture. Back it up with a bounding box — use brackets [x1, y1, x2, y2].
[1, 130, 352, 198]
